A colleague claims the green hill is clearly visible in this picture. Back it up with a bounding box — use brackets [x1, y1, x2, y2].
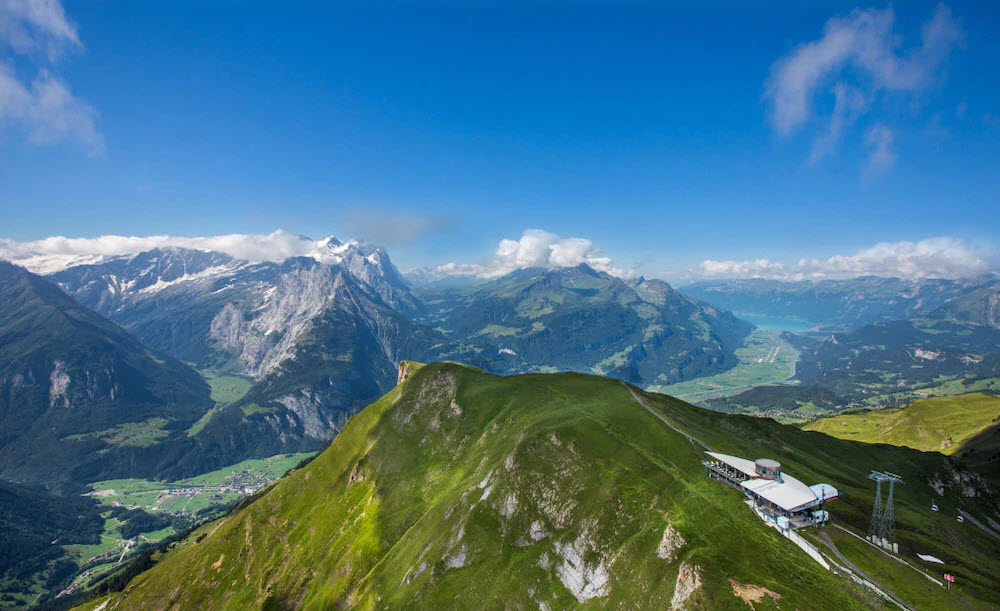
[802, 393, 1000, 455]
[76, 363, 1000, 610]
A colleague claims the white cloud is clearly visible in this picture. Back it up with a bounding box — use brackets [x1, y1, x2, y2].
[863, 124, 896, 176]
[0, 229, 626, 278]
[0, 0, 100, 153]
[432, 229, 623, 279]
[765, 4, 961, 167]
[0, 65, 103, 154]
[0, 0, 80, 58]
[694, 237, 991, 281]
[809, 81, 866, 163]
[0, 230, 365, 273]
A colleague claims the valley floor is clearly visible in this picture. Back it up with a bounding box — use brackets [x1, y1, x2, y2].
[52, 453, 313, 603]
[649, 330, 799, 402]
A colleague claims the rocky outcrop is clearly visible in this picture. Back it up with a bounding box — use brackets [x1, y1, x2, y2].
[397, 360, 421, 385]
[657, 522, 686, 563]
[670, 562, 702, 610]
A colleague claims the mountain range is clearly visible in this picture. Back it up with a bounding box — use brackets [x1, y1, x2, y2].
[794, 277, 1000, 401]
[1, 240, 751, 492]
[6, 237, 1000, 608]
[413, 265, 752, 386]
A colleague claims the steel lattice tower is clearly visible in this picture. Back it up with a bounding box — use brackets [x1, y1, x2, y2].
[868, 471, 903, 545]
[868, 477, 883, 538]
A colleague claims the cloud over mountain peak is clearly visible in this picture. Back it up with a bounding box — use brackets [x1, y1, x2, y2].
[0, 230, 366, 273]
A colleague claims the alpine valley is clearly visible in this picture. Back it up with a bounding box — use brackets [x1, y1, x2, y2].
[0, 239, 757, 607]
[3, 240, 1000, 610]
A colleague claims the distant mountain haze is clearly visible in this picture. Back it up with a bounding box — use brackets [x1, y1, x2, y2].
[680, 276, 999, 332]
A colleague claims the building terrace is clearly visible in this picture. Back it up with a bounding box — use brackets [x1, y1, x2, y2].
[703, 451, 840, 531]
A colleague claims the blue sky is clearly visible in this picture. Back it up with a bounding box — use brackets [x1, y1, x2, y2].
[1, 1, 998, 281]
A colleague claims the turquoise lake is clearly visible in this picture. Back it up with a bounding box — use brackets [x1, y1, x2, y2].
[737, 314, 819, 333]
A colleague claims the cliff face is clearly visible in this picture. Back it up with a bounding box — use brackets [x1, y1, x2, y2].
[397, 360, 423, 385]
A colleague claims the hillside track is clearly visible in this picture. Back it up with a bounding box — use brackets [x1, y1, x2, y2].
[622, 382, 714, 452]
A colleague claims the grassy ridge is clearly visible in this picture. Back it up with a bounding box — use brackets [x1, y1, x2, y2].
[77, 364, 1000, 610]
[78, 364, 868, 610]
[802, 393, 1000, 455]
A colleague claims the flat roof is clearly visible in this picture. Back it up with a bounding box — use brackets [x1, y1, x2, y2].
[742, 474, 817, 512]
[706, 452, 758, 478]
[706, 452, 839, 512]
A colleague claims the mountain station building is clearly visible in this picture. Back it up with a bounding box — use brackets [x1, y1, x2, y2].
[703, 452, 840, 530]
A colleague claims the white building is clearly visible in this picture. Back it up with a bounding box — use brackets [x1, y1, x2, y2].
[703, 452, 840, 530]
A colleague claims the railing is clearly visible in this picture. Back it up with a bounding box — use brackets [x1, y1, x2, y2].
[784, 528, 831, 570]
[746, 500, 830, 570]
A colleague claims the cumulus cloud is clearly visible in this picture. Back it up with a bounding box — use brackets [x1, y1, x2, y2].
[0, 0, 101, 154]
[431, 229, 623, 279]
[694, 237, 992, 281]
[765, 4, 962, 169]
[0, 230, 359, 272]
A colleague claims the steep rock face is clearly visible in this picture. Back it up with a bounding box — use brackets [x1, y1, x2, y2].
[207, 258, 346, 378]
[224, 263, 442, 442]
[333, 241, 422, 315]
[40, 245, 442, 473]
[0, 262, 213, 492]
[51, 250, 281, 367]
[50, 242, 425, 377]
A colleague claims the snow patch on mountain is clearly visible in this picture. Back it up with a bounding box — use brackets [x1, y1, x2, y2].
[135, 263, 248, 295]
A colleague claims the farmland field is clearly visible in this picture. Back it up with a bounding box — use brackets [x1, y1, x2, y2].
[650, 330, 799, 401]
[55, 452, 315, 598]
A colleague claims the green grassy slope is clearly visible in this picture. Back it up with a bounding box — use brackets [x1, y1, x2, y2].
[77, 363, 1000, 610]
[635, 389, 1000, 608]
[801, 394, 1000, 455]
[78, 363, 865, 610]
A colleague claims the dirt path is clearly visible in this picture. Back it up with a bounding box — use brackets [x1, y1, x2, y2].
[815, 529, 912, 611]
[832, 524, 943, 587]
[622, 382, 714, 452]
[958, 509, 1000, 542]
